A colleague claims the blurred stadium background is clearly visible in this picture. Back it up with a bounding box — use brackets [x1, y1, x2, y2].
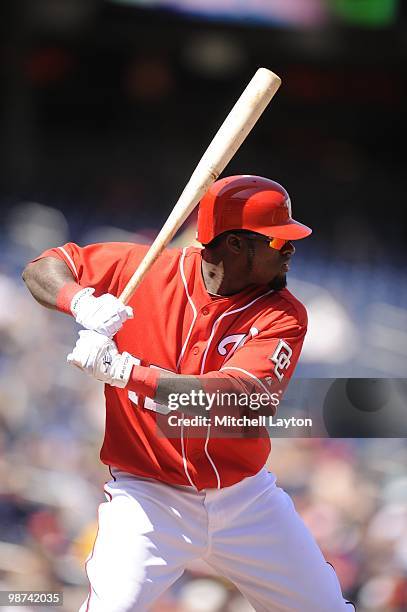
[0, 1, 406, 610]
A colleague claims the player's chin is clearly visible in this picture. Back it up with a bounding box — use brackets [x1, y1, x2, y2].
[268, 274, 287, 291]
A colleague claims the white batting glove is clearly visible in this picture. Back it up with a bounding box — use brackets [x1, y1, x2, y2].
[71, 288, 133, 337]
[67, 330, 134, 388]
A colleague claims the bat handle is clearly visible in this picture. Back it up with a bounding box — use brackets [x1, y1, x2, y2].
[119, 212, 184, 304]
[119, 242, 163, 304]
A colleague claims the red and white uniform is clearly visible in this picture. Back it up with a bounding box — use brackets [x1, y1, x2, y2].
[36, 241, 354, 612]
[39, 242, 306, 490]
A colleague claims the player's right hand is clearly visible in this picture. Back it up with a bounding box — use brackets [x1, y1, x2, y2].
[71, 287, 133, 337]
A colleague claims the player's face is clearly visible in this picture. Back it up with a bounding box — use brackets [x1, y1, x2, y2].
[244, 235, 295, 289]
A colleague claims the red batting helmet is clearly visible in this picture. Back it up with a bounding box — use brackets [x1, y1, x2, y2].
[197, 175, 312, 245]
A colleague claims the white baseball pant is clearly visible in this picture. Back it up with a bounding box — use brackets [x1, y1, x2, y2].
[80, 468, 355, 612]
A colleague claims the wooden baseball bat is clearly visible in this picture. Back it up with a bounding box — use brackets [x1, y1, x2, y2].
[119, 67, 281, 304]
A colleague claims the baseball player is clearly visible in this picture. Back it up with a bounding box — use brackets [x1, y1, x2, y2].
[23, 176, 354, 611]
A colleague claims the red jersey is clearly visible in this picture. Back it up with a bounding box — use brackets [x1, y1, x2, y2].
[38, 242, 307, 490]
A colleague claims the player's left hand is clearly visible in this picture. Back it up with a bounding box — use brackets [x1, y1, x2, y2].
[67, 330, 134, 388]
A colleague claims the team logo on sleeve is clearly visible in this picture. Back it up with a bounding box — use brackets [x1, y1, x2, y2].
[270, 340, 292, 381]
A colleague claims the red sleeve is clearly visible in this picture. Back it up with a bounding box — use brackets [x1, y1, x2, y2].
[196, 301, 307, 416]
[218, 303, 307, 399]
[32, 242, 148, 297]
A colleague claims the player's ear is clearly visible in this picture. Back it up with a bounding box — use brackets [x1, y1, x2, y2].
[225, 233, 245, 255]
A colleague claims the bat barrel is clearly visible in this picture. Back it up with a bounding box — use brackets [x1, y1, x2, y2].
[119, 68, 281, 305]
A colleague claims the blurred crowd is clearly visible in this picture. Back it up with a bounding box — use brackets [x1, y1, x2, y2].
[0, 230, 406, 611]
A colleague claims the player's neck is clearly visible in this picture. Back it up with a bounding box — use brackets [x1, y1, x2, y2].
[201, 255, 249, 296]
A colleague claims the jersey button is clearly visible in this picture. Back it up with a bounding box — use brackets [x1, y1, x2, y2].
[202, 307, 209, 315]
[192, 347, 199, 355]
